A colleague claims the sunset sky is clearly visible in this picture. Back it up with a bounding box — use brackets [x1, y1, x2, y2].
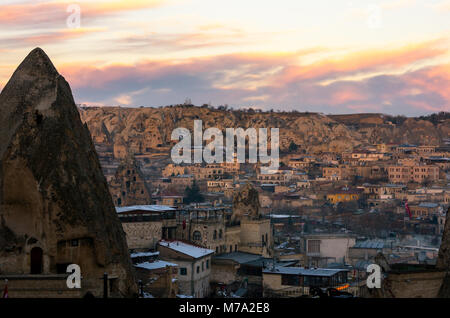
[0, 0, 449, 115]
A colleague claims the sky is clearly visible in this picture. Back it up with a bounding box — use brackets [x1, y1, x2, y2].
[0, 0, 449, 116]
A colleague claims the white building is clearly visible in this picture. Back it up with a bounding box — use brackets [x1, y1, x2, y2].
[158, 240, 214, 298]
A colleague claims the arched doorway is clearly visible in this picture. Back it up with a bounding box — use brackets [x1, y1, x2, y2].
[30, 247, 43, 274]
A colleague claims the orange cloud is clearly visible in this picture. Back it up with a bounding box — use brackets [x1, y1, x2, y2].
[0, 0, 165, 25]
[17, 45, 448, 115]
[24, 28, 105, 44]
[276, 40, 447, 84]
[402, 64, 450, 101]
[332, 89, 368, 104]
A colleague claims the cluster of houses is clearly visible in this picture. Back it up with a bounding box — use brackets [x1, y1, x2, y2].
[107, 142, 449, 298]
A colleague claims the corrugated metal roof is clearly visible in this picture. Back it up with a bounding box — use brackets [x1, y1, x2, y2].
[263, 266, 347, 277]
[116, 205, 176, 213]
[213, 252, 262, 264]
[353, 240, 385, 249]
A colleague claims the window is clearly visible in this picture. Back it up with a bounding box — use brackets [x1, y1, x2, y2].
[196, 266, 200, 274]
[202, 262, 204, 271]
[213, 230, 217, 240]
[307, 240, 320, 254]
[71, 239, 79, 247]
[180, 268, 187, 275]
[235, 244, 238, 252]
[193, 231, 202, 241]
[219, 229, 223, 239]
[206, 260, 209, 269]
[281, 275, 301, 286]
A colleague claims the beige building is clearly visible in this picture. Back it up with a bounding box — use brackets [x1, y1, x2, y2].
[239, 216, 273, 258]
[188, 164, 224, 180]
[388, 164, 440, 184]
[302, 234, 356, 267]
[360, 183, 406, 199]
[263, 266, 349, 297]
[162, 164, 187, 178]
[117, 205, 177, 250]
[409, 202, 441, 219]
[158, 240, 214, 298]
[207, 179, 234, 193]
[176, 207, 228, 254]
[134, 260, 179, 298]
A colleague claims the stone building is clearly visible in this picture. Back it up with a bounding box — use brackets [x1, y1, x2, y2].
[176, 206, 228, 254]
[162, 164, 187, 178]
[388, 164, 440, 184]
[117, 205, 177, 250]
[134, 259, 179, 298]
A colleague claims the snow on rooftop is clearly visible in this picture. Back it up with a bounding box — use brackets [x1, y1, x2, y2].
[159, 240, 214, 259]
[130, 251, 160, 258]
[135, 260, 178, 270]
[270, 214, 300, 218]
[116, 205, 176, 213]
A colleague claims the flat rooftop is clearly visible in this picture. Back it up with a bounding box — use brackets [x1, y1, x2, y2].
[263, 266, 348, 277]
[116, 205, 176, 213]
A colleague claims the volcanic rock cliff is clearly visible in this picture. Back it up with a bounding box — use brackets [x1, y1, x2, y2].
[0, 48, 136, 297]
[437, 206, 450, 297]
[79, 106, 449, 159]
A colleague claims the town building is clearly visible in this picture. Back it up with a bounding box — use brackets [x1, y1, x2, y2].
[158, 240, 214, 298]
[117, 205, 177, 250]
[302, 234, 356, 267]
[388, 164, 440, 184]
[262, 266, 349, 297]
[326, 187, 363, 204]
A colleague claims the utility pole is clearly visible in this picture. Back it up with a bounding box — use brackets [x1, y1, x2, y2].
[138, 280, 144, 298]
[103, 272, 108, 298]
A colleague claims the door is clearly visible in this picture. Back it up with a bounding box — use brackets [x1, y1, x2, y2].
[30, 247, 43, 274]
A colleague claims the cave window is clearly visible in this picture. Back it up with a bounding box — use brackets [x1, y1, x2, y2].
[193, 231, 202, 241]
[30, 247, 43, 274]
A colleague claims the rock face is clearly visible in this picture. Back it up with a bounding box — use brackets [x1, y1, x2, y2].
[437, 207, 450, 297]
[79, 106, 449, 159]
[0, 48, 136, 297]
[109, 155, 152, 207]
[231, 183, 261, 224]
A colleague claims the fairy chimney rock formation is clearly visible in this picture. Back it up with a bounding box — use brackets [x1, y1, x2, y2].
[231, 183, 261, 224]
[0, 48, 136, 297]
[437, 207, 450, 297]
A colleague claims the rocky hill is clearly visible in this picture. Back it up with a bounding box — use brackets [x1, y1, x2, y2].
[79, 105, 449, 158]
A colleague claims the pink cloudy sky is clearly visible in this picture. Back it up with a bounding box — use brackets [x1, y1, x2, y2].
[0, 0, 449, 115]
